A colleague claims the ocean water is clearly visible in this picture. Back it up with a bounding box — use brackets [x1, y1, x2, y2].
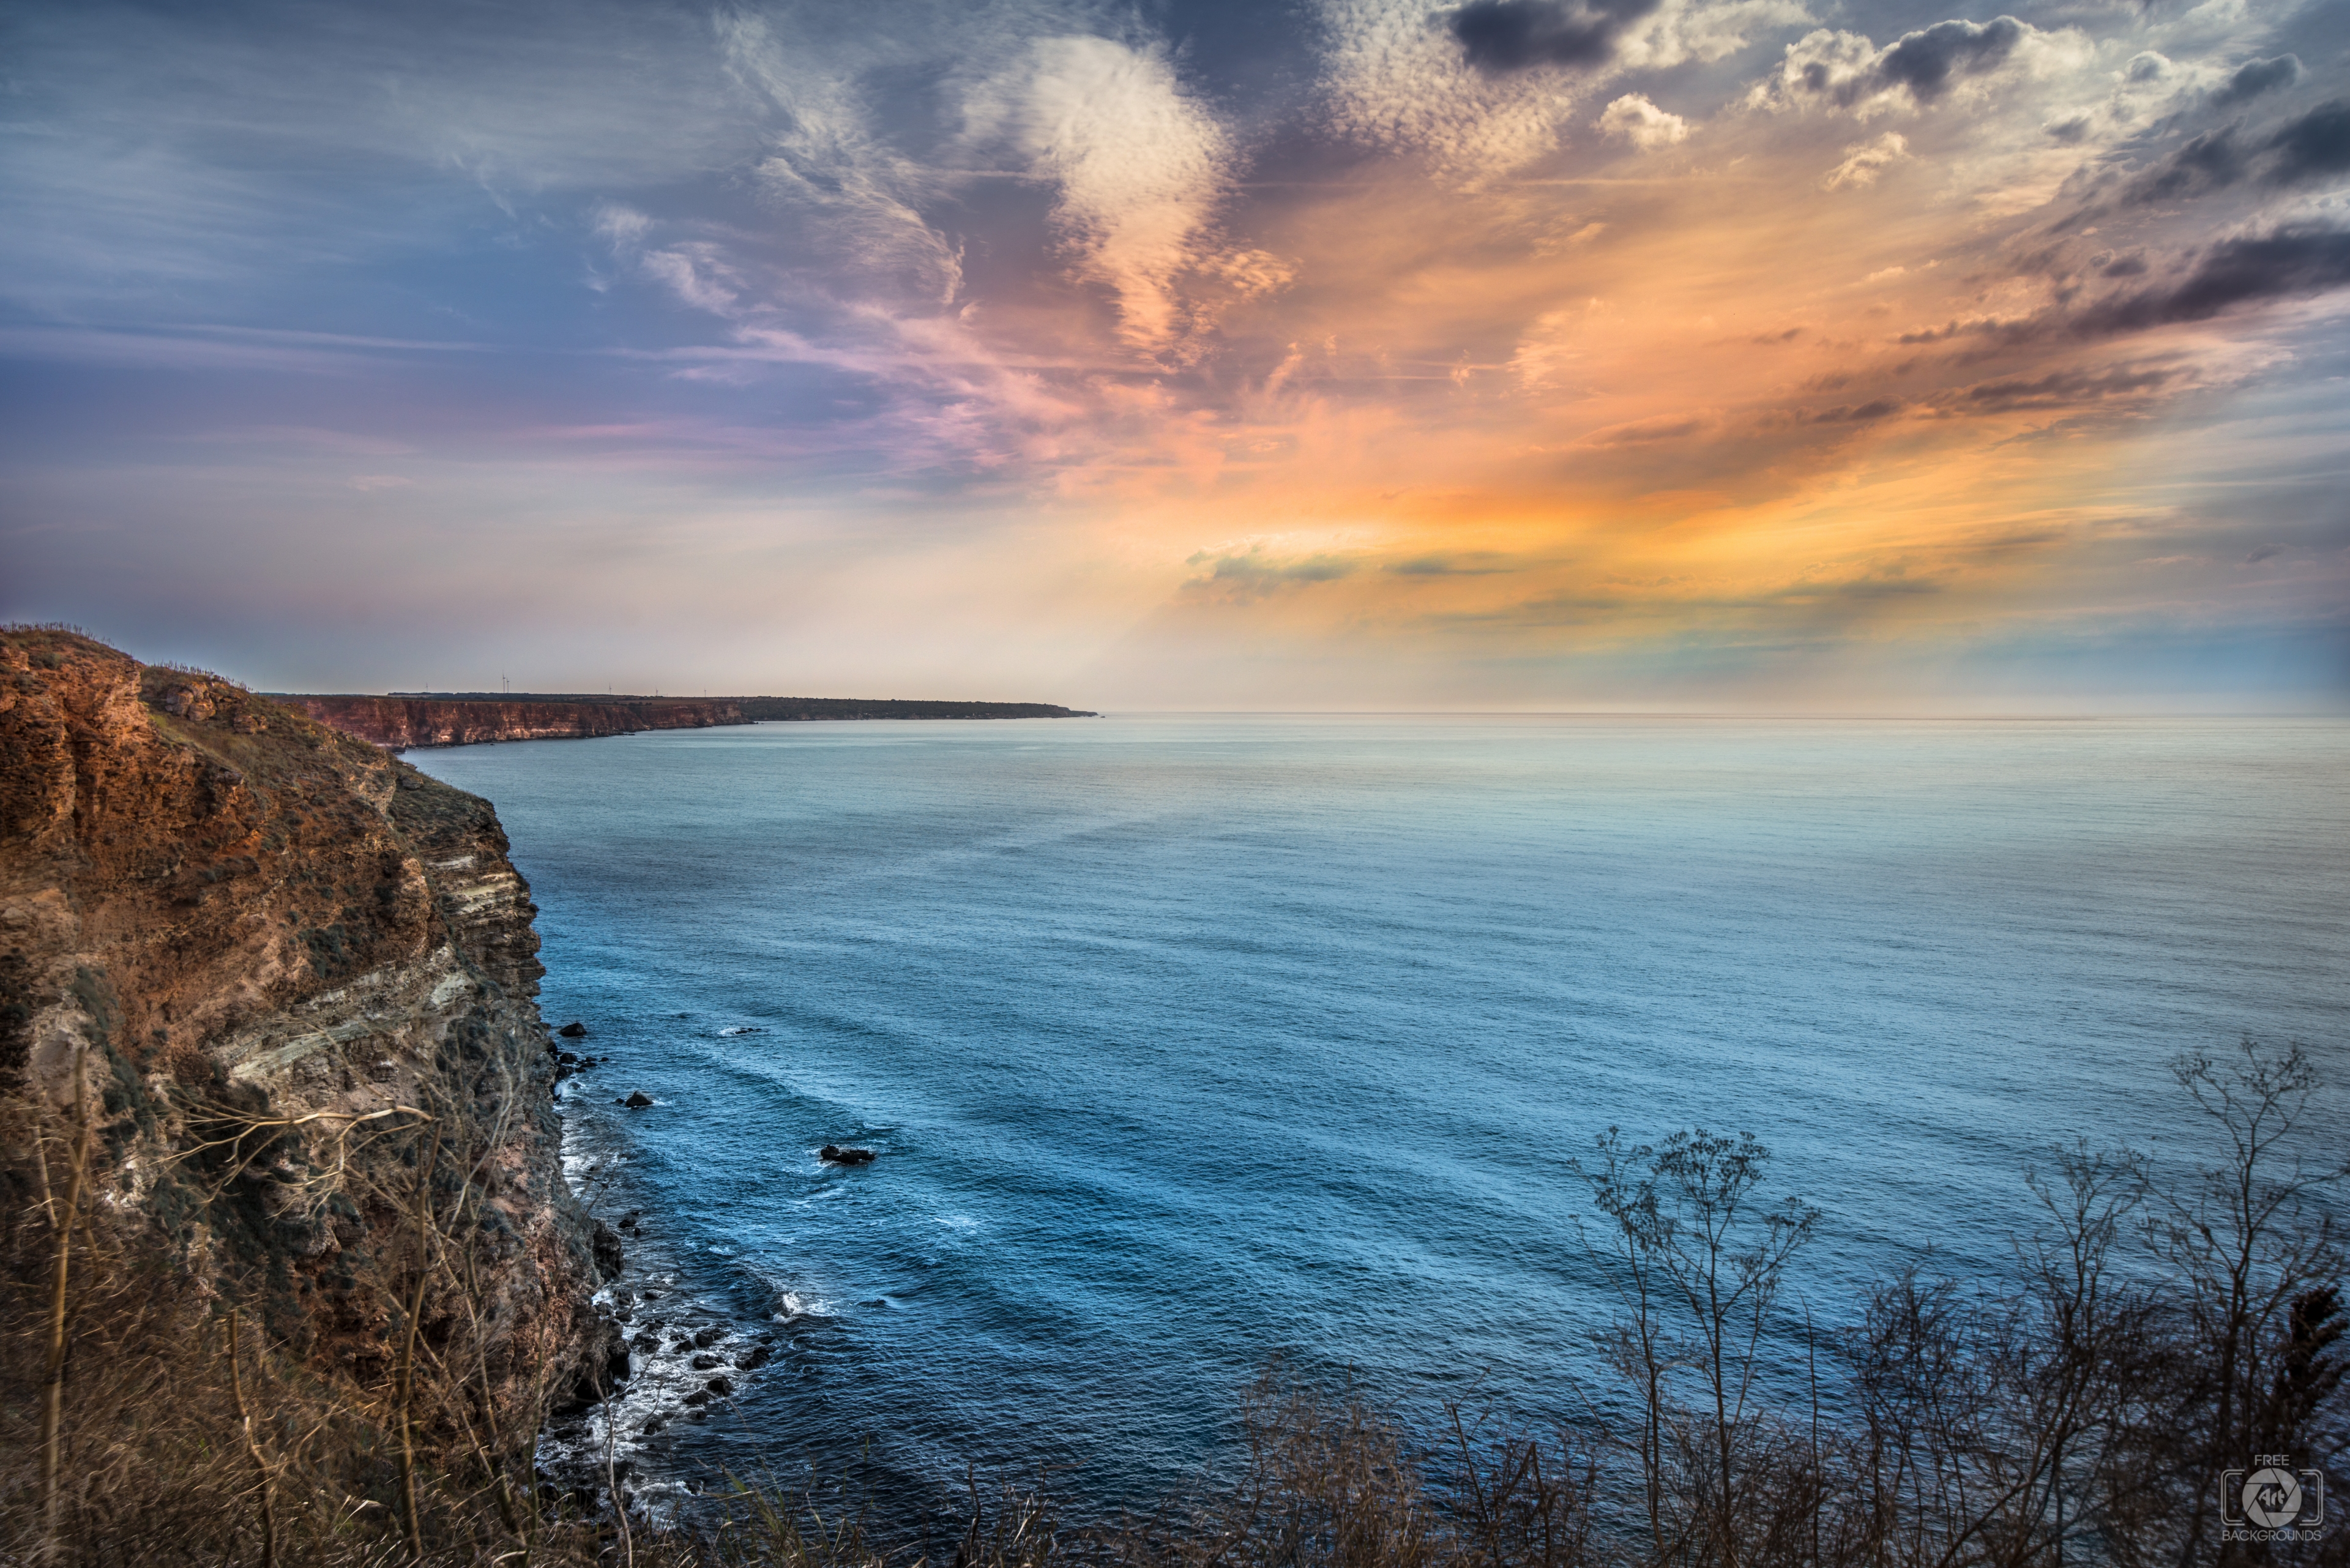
[411, 715, 2349, 1516]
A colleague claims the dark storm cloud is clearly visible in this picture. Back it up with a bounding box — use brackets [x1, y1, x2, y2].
[1893, 227, 2350, 347]
[1444, 0, 1663, 72]
[2122, 125, 2248, 203]
[2070, 227, 2350, 334]
[1936, 366, 2179, 411]
[2214, 54, 2303, 105]
[1781, 17, 2032, 111]
[2105, 99, 2350, 209]
[2264, 98, 2350, 184]
[1871, 17, 2028, 102]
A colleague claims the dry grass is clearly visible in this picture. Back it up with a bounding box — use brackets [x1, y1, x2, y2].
[2, 1040, 2343, 1566]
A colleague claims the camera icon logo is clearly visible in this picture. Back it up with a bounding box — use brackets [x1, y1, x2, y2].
[2223, 1466, 2324, 1530]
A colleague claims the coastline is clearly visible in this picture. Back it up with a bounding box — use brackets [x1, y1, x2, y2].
[277, 693, 1102, 752]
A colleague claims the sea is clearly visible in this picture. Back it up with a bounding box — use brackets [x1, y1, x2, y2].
[408, 714, 2349, 1521]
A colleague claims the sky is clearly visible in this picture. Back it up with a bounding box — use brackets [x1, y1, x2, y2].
[2, 0, 2346, 709]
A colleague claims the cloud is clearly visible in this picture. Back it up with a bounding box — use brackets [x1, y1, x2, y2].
[638, 242, 748, 315]
[994, 37, 1239, 356]
[1445, 0, 1665, 72]
[1598, 93, 1691, 149]
[1316, 0, 1799, 176]
[1794, 398, 1904, 422]
[1183, 547, 1358, 602]
[1754, 16, 2053, 117]
[2109, 99, 2350, 208]
[1387, 552, 1515, 575]
[2068, 225, 2350, 335]
[1316, 0, 1592, 174]
[1934, 365, 2180, 411]
[1824, 132, 1909, 189]
[1585, 413, 1714, 444]
[1914, 225, 2350, 346]
[720, 12, 968, 305]
[2213, 54, 2302, 106]
[2264, 98, 2350, 186]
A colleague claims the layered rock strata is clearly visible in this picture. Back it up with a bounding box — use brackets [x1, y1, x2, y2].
[0, 631, 611, 1434]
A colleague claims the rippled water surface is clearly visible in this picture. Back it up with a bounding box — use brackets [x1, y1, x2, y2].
[413, 715, 2349, 1512]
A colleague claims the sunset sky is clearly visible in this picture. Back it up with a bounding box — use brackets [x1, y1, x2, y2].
[3, 0, 2346, 708]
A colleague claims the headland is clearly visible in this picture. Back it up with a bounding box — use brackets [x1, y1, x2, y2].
[275, 692, 1100, 750]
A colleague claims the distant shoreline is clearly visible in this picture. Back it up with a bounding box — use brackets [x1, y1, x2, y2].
[270, 691, 1100, 750]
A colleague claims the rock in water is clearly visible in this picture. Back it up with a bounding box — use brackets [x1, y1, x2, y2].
[819, 1144, 878, 1165]
[592, 1219, 625, 1281]
[558, 1020, 588, 1037]
[625, 1090, 655, 1108]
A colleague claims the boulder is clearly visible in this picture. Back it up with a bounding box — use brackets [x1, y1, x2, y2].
[624, 1090, 655, 1108]
[558, 1020, 588, 1037]
[591, 1219, 625, 1282]
[819, 1144, 877, 1165]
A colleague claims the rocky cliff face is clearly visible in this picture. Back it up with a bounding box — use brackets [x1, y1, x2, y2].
[0, 631, 611, 1436]
[282, 694, 747, 750]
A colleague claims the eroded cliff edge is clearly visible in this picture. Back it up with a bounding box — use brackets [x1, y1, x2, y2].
[0, 630, 614, 1438]
[282, 695, 748, 749]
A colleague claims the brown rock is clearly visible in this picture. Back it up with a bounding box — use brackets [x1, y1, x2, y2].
[0, 629, 611, 1444]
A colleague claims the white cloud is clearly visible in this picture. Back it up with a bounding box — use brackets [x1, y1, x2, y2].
[1824, 132, 1910, 189]
[1598, 94, 1691, 150]
[638, 243, 748, 315]
[988, 36, 1239, 355]
[1750, 17, 2085, 120]
[1315, 0, 1580, 177]
[1315, 0, 1803, 179]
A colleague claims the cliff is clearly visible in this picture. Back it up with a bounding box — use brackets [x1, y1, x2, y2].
[0, 632, 613, 1453]
[278, 694, 747, 749]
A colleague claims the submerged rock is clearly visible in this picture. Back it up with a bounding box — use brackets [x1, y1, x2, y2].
[819, 1144, 878, 1165]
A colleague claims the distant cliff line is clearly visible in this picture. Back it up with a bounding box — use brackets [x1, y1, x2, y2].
[274, 692, 1101, 750]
